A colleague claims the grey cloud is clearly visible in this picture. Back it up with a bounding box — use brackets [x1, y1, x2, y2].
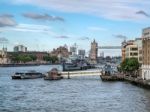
[0, 14, 14, 18]
[55, 35, 70, 38]
[22, 12, 65, 22]
[113, 34, 127, 40]
[0, 37, 9, 43]
[79, 37, 90, 40]
[0, 14, 17, 27]
[136, 10, 150, 17]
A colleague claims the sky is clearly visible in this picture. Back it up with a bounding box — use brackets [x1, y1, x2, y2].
[0, 0, 150, 56]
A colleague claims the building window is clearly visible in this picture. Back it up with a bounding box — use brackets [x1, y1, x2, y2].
[131, 48, 138, 51]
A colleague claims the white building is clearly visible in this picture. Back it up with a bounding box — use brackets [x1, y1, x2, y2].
[123, 38, 142, 64]
[100, 52, 104, 58]
[78, 49, 85, 59]
[14, 45, 27, 52]
[125, 44, 138, 59]
[134, 38, 142, 64]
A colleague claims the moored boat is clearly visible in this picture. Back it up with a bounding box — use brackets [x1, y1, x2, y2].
[62, 62, 93, 71]
[12, 70, 44, 79]
[44, 68, 63, 80]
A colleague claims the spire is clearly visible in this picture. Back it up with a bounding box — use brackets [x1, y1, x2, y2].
[93, 39, 97, 43]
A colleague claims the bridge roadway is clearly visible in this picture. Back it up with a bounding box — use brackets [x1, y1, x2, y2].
[97, 46, 121, 49]
[61, 69, 102, 78]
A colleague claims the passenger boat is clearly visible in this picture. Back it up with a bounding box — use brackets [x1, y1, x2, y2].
[11, 70, 44, 79]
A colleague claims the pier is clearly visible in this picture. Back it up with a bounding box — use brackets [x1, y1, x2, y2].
[61, 70, 101, 79]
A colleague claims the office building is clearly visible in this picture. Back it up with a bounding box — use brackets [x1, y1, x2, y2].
[142, 27, 150, 80]
[78, 49, 86, 59]
[14, 45, 27, 52]
[122, 38, 142, 64]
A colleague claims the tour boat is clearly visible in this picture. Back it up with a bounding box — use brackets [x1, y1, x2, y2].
[12, 70, 44, 79]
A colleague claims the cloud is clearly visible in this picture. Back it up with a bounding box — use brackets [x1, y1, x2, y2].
[0, 14, 17, 27]
[136, 10, 150, 17]
[0, 23, 56, 36]
[22, 12, 65, 22]
[0, 37, 9, 43]
[88, 26, 107, 32]
[12, 0, 150, 21]
[79, 37, 90, 40]
[55, 35, 70, 39]
[113, 34, 127, 40]
[0, 14, 14, 18]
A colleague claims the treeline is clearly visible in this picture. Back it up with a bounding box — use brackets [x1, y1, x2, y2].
[11, 54, 37, 63]
[10, 53, 58, 63]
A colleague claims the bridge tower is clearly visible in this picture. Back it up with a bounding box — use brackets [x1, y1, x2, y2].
[89, 39, 98, 64]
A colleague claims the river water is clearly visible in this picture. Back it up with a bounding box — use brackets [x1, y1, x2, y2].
[1, 65, 150, 112]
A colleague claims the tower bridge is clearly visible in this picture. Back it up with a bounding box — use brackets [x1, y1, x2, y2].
[89, 39, 122, 64]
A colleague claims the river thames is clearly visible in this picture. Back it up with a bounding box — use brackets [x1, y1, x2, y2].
[1, 65, 150, 112]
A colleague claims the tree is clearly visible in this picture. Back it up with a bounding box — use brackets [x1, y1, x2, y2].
[51, 56, 58, 63]
[29, 55, 37, 61]
[10, 54, 32, 63]
[121, 58, 129, 72]
[11, 53, 20, 63]
[43, 56, 58, 63]
[43, 56, 51, 62]
[21, 55, 32, 63]
[120, 58, 139, 76]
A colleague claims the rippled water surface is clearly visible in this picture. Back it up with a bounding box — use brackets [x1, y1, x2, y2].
[1, 65, 150, 112]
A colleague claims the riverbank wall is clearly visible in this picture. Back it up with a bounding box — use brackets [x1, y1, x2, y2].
[0, 63, 60, 67]
[100, 74, 150, 89]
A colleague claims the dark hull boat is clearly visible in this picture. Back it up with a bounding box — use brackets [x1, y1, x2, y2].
[12, 71, 44, 79]
[62, 63, 93, 71]
[62, 63, 81, 71]
[44, 75, 63, 80]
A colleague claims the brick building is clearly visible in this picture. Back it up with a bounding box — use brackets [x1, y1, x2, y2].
[50, 46, 70, 58]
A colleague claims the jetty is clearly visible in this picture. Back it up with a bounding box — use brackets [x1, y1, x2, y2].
[61, 69, 101, 79]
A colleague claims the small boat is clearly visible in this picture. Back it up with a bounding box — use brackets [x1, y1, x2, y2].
[44, 68, 63, 80]
[12, 70, 44, 79]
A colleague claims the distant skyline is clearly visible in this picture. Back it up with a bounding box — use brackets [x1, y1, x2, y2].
[0, 0, 150, 56]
